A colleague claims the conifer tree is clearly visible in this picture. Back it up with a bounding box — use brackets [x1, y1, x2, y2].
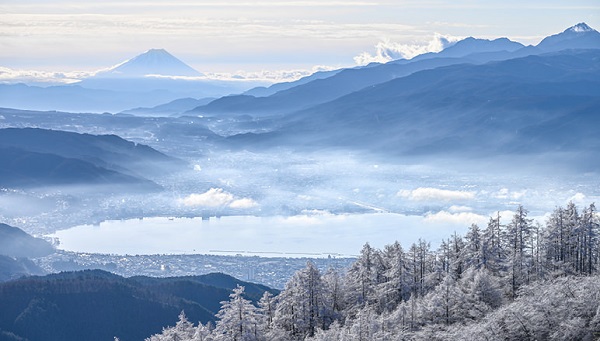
[213, 285, 260, 341]
[272, 261, 326, 340]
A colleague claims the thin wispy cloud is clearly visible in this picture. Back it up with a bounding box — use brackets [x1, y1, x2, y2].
[0, 14, 414, 40]
[0, 67, 94, 84]
[1, 0, 598, 75]
[1, 1, 380, 11]
[398, 187, 476, 202]
[0, 64, 336, 84]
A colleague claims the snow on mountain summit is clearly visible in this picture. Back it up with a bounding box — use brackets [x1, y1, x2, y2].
[96, 49, 203, 78]
[567, 22, 595, 33]
[537, 22, 600, 51]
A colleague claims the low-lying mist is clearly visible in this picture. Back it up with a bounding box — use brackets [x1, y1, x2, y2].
[3, 148, 597, 251]
[1, 108, 598, 256]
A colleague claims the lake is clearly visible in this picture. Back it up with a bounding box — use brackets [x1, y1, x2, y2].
[49, 212, 491, 257]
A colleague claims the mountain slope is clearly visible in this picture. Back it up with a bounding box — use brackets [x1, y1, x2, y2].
[191, 57, 479, 116]
[0, 223, 52, 282]
[0, 128, 182, 188]
[0, 50, 268, 113]
[96, 48, 203, 78]
[410, 37, 524, 61]
[0, 270, 276, 341]
[189, 37, 528, 116]
[0, 127, 178, 173]
[193, 24, 596, 118]
[0, 83, 184, 113]
[229, 50, 600, 169]
[119, 97, 216, 116]
[0, 255, 45, 282]
[0, 147, 159, 189]
[537, 22, 600, 52]
[0, 223, 54, 259]
[243, 68, 343, 97]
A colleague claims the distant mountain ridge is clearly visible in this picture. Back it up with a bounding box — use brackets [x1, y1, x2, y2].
[0, 128, 182, 189]
[225, 49, 600, 171]
[192, 23, 599, 118]
[409, 36, 525, 61]
[0, 49, 269, 113]
[190, 57, 477, 116]
[119, 97, 216, 116]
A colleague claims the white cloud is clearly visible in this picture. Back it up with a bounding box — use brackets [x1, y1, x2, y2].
[152, 63, 340, 82]
[301, 209, 332, 215]
[398, 187, 475, 202]
[497, 210, 517, 222]
[494, 188, 509, 199]
[0, 64, 338, 85]
[511, 190, 526, 200]
[568, 192, 586, 204]
[424, 211, 487, 226]
[281, 210, 343, 225]
[180, 188, 234, 207]
[180, 188, 259, 209]
[448, 205, 473, 213]
[229, 198, 259, 209]
[203, 64, 338, 82]
[0, 67, 94, 84]
[354, 33, 461, 65]
[493, 188, 526, 200]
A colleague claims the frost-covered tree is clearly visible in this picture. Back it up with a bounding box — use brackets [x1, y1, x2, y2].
[345, 305, 379, 341]
[564, 202, 580, 273]
[256, 291, 275, 337]
[379, 241, 412, 312]
[505, 205, 533, 298]
[321, 267, 345, 325]
[458, 268, 503, 319]
[148, 203, 600, 341]
[408, 239, 432, 298]
[345, 243, 384, 311]
[308, 321, 344, 341]
[213, 285, 260, 341]
[580, 203, 599, 275]
[145, 311, 197, 341]
[441, 276, 600, 341]
[449, 232, 466, 280]
[543, 202, 599, 277]
[464, 224, 484, 270]
[419, 273, 462, 326]
[544, 205, 570, 275]
[271, 261, 326, 340]
[193, 322, 214, 341]
[481, 212, 506, 276]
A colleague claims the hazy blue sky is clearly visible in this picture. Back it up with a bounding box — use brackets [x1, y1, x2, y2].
[1, 0, 599, 76]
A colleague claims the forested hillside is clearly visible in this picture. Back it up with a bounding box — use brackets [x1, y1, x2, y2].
[0, 271, 276, 341]
[148, 203, 600, 340]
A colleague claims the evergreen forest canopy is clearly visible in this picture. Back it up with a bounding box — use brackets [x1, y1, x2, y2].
[147, 202, 600, 341]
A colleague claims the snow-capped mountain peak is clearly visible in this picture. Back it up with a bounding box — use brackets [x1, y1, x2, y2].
[95, 48, 203, 78]
[537, 22, 600, 52]
[567, 22, 595, 33]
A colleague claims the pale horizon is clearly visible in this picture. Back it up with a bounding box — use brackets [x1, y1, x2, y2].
[1, 0, 599, 82]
